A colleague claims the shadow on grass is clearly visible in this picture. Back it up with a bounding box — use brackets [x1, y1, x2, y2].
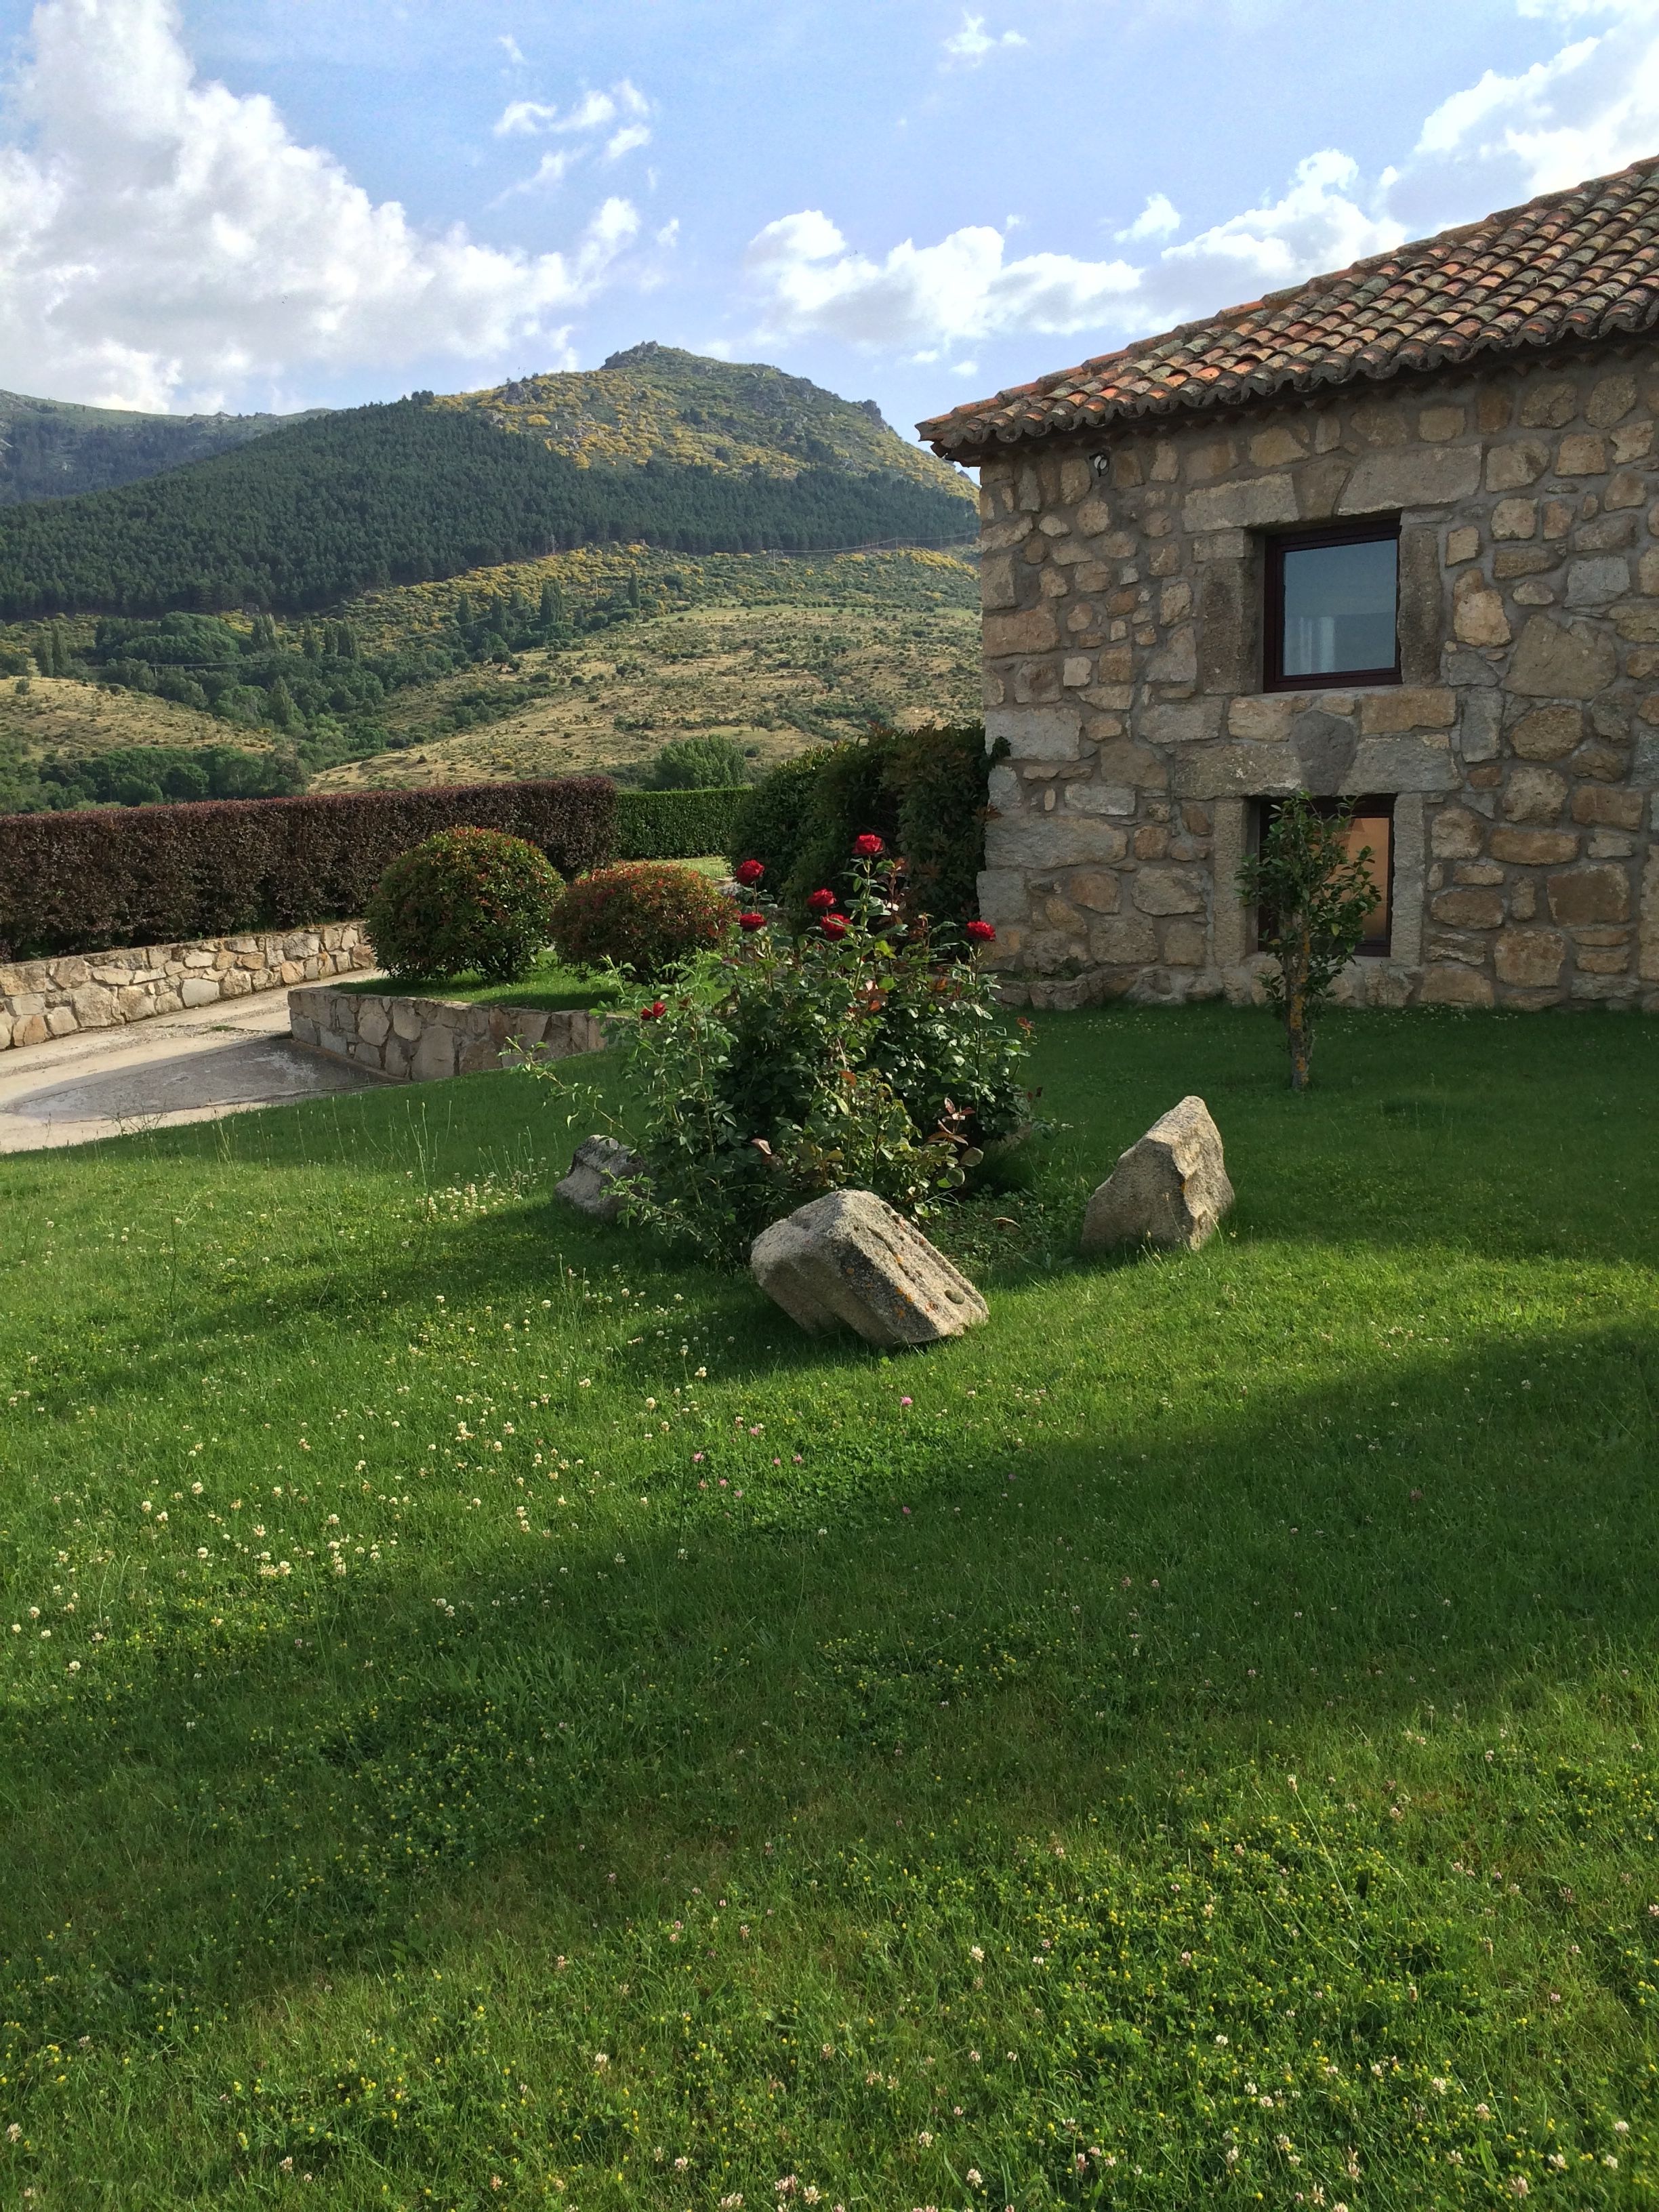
[2, 1311, 1654, 2055]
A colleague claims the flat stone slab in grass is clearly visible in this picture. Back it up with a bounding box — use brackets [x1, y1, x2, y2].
[555, 1135, 643, 1222]
[750, 1189, 989, 1347]
[1081, 1094, 1234, 1254]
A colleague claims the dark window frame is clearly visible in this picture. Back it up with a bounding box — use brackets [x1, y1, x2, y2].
[1252, 792, 1397, 960]
[1263, 518, 1402, 692]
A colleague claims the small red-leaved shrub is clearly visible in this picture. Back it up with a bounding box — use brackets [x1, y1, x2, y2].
[550, 863, 733, 981]
[366, 827, 564, 983]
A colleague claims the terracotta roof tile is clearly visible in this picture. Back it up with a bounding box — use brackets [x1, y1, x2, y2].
[918, 158, 1659, 457]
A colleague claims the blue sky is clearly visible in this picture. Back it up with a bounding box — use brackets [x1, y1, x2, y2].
[1, 0, 1656, 443]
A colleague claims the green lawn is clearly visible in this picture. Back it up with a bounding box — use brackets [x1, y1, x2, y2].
[334, 954, 623, 1015]
[0, 1005, 1656, 2210]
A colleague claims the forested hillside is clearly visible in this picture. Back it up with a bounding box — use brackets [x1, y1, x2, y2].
[0, 546, 979, 813]
[0, 365, 973, 619]
[0, 389, 313, 506]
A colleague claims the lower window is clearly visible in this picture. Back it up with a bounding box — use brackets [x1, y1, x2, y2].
[1254, 795, 1394, 958]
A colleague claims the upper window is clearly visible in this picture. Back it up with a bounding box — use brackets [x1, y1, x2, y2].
[1265, 521, 1399, 690]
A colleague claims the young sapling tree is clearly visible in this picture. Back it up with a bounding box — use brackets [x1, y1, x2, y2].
[1236, 790, 1379, 1092]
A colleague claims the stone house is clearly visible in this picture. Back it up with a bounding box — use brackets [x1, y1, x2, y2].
[917, 157, 1659, 1011]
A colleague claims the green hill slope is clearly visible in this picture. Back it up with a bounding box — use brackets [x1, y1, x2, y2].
[0, 352, 974, 620]
[0, 544, 980, 813]
[0, 389, 316, 506]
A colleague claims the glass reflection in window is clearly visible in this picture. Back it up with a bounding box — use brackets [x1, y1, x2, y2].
[1277, 532, 1398, 680]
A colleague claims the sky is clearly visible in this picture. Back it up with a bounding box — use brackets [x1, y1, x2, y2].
[1, 0, 1659, 447]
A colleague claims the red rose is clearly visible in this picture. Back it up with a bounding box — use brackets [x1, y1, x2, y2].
[820, 914, 850, 939]
[738, 911, 767, 932]
[965, 919, 996, 943]
[806, 888, 837, 913]
[640, 999, 667, 1020]
[734, 859, 764, 886]
[852, 833, 884, 858]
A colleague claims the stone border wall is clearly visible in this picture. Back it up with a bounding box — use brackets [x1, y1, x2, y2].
[289, 985, 609, 1082]
[0, 923, 373, 1052]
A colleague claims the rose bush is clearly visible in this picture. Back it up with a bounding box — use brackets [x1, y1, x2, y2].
[596, 844, 1033, 1265]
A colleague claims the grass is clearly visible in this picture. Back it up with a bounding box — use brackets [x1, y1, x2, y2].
[0, 1003, 1655, 2209]
[0, 672, 261, 763]
[333, 954, 623, 1015]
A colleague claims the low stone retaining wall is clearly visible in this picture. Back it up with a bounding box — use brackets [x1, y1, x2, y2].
[289, 985, 609, 1082]
[0, 923, 373, 1052]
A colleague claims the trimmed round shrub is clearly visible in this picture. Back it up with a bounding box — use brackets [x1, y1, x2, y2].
[366, 826, 563, 983]
[550, 861, 733, 981]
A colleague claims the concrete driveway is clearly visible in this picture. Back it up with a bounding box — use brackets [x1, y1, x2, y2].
[0, 988, 380, 1154]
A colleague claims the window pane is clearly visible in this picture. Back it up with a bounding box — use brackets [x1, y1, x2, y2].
[1343, 811, 1391, 950]
[1280, 537, 1397, 677]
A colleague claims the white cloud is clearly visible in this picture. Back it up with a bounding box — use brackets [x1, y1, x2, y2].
[491, 150, 573, 202]
[748, 1, 1659, 371]
[497, 33, 527, 66]
[1117, 192, 1182, 243]
[0, 0, 645, 411]
[745, 210, 1136, 347]
[494, 83, 649, 139]
[942, 12, 1027, 64]
[1151, 151, 1402, 297]
[494, 79, 651, 194]
[495, 98, 564, 136]
[1407, 7, 1659, 195]
[1415, 41, 1600, 156]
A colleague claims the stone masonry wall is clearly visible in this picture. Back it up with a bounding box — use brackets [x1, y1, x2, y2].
[0, 922, 373, 1050]
[975, 342, 1659, 1011]
[289, 985, 609, 1082]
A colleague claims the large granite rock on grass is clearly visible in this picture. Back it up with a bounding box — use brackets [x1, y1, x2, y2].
[750, 1189, 988, 1347]
[1080, 1094, 1233, 1254]
[554, 1136, 643, 1223]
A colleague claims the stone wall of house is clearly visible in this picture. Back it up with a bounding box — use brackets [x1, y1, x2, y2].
[0, 923, 374, 1050]
[289, 985, 610, 1082]
[974, 344, 1659, 1011]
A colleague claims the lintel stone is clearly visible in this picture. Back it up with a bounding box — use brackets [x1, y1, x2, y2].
[985, 703, 1082, 761]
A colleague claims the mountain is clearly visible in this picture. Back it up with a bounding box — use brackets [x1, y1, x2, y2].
[0, 389, 319, 506]
[0, 350, 975, 620]
[442, 342, 949, 493]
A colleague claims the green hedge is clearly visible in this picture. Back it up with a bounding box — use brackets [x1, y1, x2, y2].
[0, 776, 615, 962]
[615, 785, 748, 861]
[728, 726, 998, 926]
